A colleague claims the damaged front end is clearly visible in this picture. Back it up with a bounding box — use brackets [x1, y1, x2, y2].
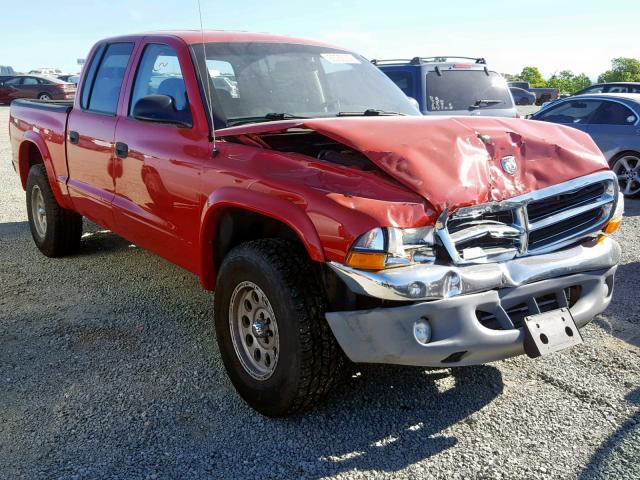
[216, 116, 623, 367]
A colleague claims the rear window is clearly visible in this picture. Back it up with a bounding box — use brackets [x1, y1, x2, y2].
[426, 70, 513, 111]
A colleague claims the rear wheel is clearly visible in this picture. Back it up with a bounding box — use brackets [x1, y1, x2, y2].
[37, 93, 52, 100]
[610, 152, 640, 198]
[214, 238, 343, 417]
[26, 164, 83, 256]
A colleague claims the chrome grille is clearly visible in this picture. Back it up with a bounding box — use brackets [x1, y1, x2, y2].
[439, 172, 618, 264]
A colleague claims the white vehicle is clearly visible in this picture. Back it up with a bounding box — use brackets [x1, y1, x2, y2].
[28, 68, 63, 77]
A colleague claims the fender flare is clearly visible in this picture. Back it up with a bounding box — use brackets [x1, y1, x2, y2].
[198, 187, 325, 290]
[19, 131, 69, 208]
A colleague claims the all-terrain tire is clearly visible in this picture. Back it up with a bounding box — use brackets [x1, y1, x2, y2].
[26, 164, 83, 257]
[213, 238, 343, 417]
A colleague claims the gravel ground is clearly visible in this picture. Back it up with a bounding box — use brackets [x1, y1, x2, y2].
[0, 104, 638, 480]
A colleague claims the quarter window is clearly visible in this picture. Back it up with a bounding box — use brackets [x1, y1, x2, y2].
[85, 42, 134, 115]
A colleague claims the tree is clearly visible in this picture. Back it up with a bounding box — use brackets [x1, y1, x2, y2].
[518, 66, 546, 87]
[599, 57, 640, 83]
[547, 70, 592, 94]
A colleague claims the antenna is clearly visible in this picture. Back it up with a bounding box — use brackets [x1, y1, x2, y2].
[197, 0, 216, 148]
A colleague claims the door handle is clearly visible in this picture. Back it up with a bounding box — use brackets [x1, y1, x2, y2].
[69, 130, 79, 144]
[115, 142, 128, 159]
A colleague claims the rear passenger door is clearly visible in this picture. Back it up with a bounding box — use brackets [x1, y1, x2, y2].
[65, 42, 135, 229]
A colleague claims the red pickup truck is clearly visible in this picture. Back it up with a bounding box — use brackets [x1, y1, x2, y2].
[9, 31, 623, 417]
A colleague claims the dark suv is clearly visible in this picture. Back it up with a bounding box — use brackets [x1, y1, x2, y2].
[374, 56, 517, 117]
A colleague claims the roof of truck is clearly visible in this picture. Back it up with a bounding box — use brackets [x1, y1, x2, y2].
[103, 30, 340, 49]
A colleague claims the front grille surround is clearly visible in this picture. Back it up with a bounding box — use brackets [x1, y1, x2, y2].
[438, 171, 618, 264]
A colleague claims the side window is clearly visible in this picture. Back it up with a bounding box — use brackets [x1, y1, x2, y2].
[130, 44, 191, 116]
[5, 77, 22, 86]
[22, 77, 39, 85]
[80, 44, 106, 109]
[581, 85, 604, 94]
[589, 101, 637, 125]
[384, 71, 413, 96]
[536, 100, 601, 124]
[607, 86, 628, 93]
[85, 42, 134, 115]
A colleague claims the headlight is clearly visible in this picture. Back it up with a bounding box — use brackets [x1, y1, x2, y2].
[346, 226, 436, 270]
[603, 191, 624, 234]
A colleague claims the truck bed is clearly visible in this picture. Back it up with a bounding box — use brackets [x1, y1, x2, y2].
[9, 98, 72, 204]
[11, 98, 74, 113]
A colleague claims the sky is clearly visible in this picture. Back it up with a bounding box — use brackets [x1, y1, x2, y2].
[1, 0, 637, 80]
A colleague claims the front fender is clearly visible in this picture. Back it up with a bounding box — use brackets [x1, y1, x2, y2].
[198, 187, 325, 290]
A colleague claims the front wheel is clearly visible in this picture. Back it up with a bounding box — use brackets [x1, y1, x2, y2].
[610, 152, 640, 198]
[214, 239, 343, 417]
[26, 164, 83, 256]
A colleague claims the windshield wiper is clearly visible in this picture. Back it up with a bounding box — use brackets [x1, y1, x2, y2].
[226, 113, 308, 126]
[468, 99, 503, 109]
[337, 109, 406, 117]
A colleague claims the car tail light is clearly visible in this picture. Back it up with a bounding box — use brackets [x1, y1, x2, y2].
[452, 64, 472, 69]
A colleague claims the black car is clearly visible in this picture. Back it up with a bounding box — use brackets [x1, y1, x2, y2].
[574, 82, 640, 95]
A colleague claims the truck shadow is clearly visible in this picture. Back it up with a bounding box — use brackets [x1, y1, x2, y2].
[256, 363, 504, 477]
[578, 388, 640, 480]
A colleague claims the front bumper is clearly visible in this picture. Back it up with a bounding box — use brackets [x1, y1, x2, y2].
[325, 237, 620, 367]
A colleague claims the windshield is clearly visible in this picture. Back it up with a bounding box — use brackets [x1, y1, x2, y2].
[425, 70, 513, 111]
[190, 42, 420, 126]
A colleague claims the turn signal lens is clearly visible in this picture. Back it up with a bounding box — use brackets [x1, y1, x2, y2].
[346, 252, 386, 270]
[603, 218, 622, 234]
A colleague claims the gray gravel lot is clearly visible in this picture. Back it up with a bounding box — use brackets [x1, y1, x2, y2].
[0, 104, 638, 480]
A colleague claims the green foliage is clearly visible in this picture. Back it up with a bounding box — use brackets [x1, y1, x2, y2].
[547, 70, 592, 94]
[599, 57, 640, 83]
[518, 66, 546, 87]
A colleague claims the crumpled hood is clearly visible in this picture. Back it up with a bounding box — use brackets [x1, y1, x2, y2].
[218, 115, 609, 212]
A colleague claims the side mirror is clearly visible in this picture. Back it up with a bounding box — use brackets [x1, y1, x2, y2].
[132, 95, 191, 127]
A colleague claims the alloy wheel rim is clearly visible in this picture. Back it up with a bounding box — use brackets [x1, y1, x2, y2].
[228, 281, 279, 380]
[613, 155, 640, 196]
[30, 185, 47, 238]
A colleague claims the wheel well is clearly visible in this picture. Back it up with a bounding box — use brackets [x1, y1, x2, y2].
[213, 208, 306, 272]
[610, 150, 640, 165]
[19, 141, 44, 189]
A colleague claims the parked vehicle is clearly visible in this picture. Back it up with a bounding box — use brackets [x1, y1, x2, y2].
[0, 75, 75, 103]
[375, 56, 517, 117]
[508, 81, 560, 105]
[9, 32, 622, 417]
[28, 68, 62, 76]
[530, 93, 640, 197]
[510, 86, 536, 105]
[0, 65, 16, 75]
[573, 82, 640, 96]
[57, 74, 80, 85]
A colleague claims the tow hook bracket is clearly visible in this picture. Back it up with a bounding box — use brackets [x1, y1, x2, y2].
[523, 308, 583, 358]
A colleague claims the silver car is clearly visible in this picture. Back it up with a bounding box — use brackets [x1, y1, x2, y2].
[531, 93, 640, 197]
